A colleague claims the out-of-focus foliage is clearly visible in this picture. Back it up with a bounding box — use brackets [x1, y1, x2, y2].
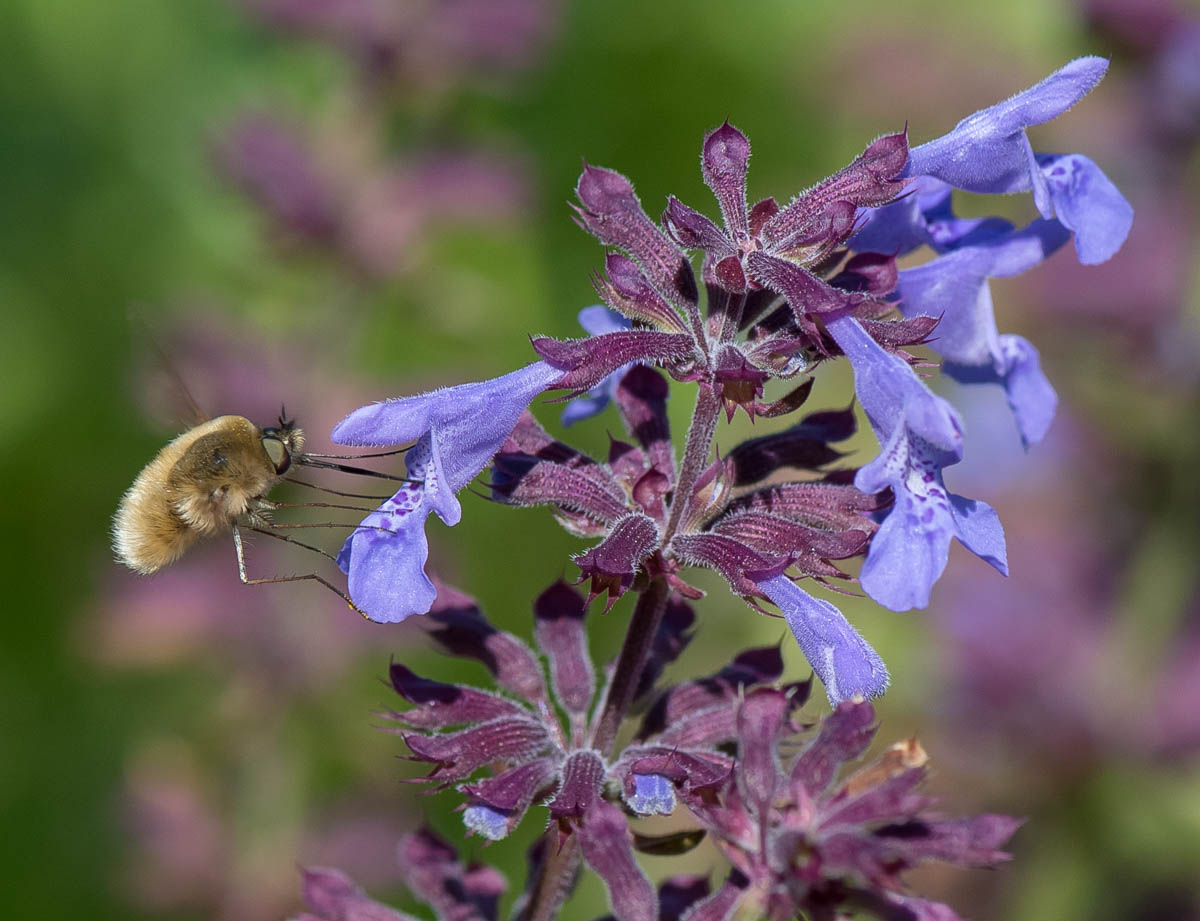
[0, 0, 1197, 919]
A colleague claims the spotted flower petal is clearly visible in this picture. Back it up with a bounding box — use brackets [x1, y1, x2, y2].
[336, 434, 444, 623]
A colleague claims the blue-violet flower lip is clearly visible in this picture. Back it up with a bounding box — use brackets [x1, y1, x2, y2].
[332, 361, 563, 621]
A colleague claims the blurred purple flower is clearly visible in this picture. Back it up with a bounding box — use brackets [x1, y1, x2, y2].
[236, 0, 560, 84]
[216, 112, 530, 278]
[215, 114, 341, 245]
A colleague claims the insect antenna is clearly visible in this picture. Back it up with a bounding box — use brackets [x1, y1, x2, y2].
[284, 477, 392, 501]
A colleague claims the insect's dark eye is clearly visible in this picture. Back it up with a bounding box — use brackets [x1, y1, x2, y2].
[262, 436, 291, 474]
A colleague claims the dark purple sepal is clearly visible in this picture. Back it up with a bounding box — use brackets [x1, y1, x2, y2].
[399, 829, 506, 921]
[821, 765, 931, 829]
[742, 334, 818, 381]
[747, 251, 863, 320]
[614, 365, 674, 480]
[533, 580, 595, 720]
[662, 196, 737, 258]
[761, 131, 909, 251]
[791, 699, 878, 795]
[461, 758, 559, 814]
[404, 717, 552, 784]
[501, 411, 593, 464]
[669, 532, 789, 598]
[729, 481, 889, 531]
[702, 121, 752, 235]
[577, 801, 659, 921]
[300, 867, 418, 921]
[749, 378, 813, 419]
[877, 815, 1022, 867]
[460, 758, 559, 840]
[655, 705, 739, 749]
[657, 875, 712, 921]
[574, 163, 699, 306]
[387, 662, 530, 729]
[714, 255, 748, 293]
[712, 344, 770, 420]
[724, 417, 850, 486]
[491, 452, 630, 524]
[854, 315, 942, 351]
[597, 254, 689, 333]
[712, 512, 869, 582]
[632, 595, 696, 702]
[532, 331, 696, 392]
[620, 748, 733, 800]
[674, 876, 747, 921]
[736, 689, 792, 824]
[574, 513, 660, 611]
[424, 590, 549, 705]
[548, 749, 607, 825]
[638, 645, 785, 739]
[830, 252, 900, 297]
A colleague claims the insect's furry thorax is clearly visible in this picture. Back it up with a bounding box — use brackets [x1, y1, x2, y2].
[113, 415, 291, 574]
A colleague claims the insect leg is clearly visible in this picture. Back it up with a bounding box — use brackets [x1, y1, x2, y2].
[231, 522, 369, 619]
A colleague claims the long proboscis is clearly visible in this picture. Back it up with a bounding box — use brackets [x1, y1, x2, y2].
[301, 446, 412, 460]
[284, 477, 392, 501]
[296, 456, 422, 484]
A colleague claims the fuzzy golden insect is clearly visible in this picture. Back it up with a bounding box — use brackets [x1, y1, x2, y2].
[113, 414, 305, 574]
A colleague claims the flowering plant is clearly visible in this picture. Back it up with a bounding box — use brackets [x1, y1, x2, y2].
[289, 57, 1129, 921]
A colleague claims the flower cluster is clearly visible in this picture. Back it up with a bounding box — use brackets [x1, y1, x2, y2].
[295, 577, 1018, 921]
[264, 54, 1138, 921]
[332, 57, 1130, 702]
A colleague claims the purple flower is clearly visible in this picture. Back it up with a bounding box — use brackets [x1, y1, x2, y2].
[903, 57, 1120, 220]
[894, 215, 1071, 447]
[332, 362, 562, 622]
[755, 574, 888, 703]
[561, 305, 633, 426]
[825, 315, 1007, 612]
[673, 696, 1022, 921]
[853, 58, 1132, 445]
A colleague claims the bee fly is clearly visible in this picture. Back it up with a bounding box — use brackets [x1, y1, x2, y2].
[113, 409, 411, 616]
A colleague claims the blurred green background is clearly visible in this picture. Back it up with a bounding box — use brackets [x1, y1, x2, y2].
[2, 0, 1199, 919]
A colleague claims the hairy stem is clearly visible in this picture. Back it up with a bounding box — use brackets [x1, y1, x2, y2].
[662, 383, 722, 543]
[524, 579, 671, 921]
[590, 576, 671, 755]
[523, 835, 579, 921]
[716, 289, 747, 344]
